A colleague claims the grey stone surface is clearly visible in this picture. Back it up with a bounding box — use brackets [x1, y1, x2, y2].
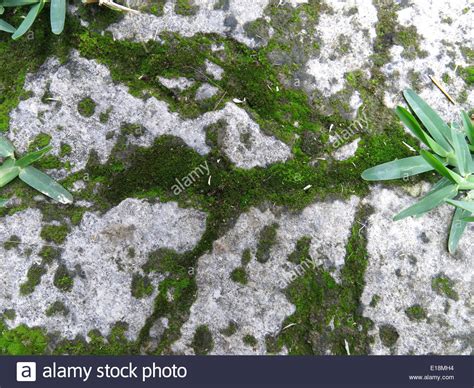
[381, 0, 473, 122]
[1, 0, 473, 356]
[362, 186, 473, 355]
[173, 196, 359, 355]
[0, 199, 207, 340]
[158, 76, 195, 90]
[107, 0, 308, 47]
[9, 51, 290, 173]
[195, 83, 219, 100]
[332, 138, 360, 161]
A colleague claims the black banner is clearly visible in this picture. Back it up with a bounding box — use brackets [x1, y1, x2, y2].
[0, 355, 472, 387]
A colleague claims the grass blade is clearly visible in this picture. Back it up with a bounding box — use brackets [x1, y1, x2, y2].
[19, 166, 73, 204]
[0, 135, 15, 158]
[446, 199, 474, 213]
[395, 106, 448, 156]
[12, 0, 44, 39]
[393, 184, 457, 221]
[0, 158, 20, 188]
[403, 89, 452, 151]
[1, 0, 40, 6]
[461, 111, 474, 145]
[420, 150, 462, 184]
[0, 197, 8, 207]
[448, 207, 470, 253]
[451, 126, 471, 176]
[14, 145, 52, 168]
[361, 155, 434, 181]
[0, 18, 16, 33]
[50, 0, 65, 34]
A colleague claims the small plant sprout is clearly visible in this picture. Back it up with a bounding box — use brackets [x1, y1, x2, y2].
[0, 135, 73, 206]
[0, 0, 138, 40]
[362, 89, 474, 253]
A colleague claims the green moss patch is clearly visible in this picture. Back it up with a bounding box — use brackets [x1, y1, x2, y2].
[77, 97, 96, 117]
[20, 263, 47, 295]
[230, 267, 248, 285]
[404, 304, 427, 321]
[220, 321, 238, 337]
[40, 224, 69, 245]
[191, 325, 214, 355]
[3, 234, 20, 250]
[131, 273, 154, 299]
[255, 223, 278, 263]
[269, 207, 373, 355]
[287, 236, 311, 264]
[0, 321, 47, 355]
[379, 324, 399, 348]
[243, 334, 257, 347]
[175, 0, 198, 16]
[431, 274, 459, 301]
[53, 264, 74, 292]
[45, 301, 69, 317]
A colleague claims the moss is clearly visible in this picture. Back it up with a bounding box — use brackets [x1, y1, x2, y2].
[0, 5, 440, 355]
[220, 321, 237, 337]
[441, 72, 451, 85]
[287, 236, 311, 264]
[20, 263, 47, 295]
[54, 322, 135, 355]
[337, 35, 351, 55]
[77, 96, 96, 117]
[0, 321, 47, 355]
[41, 83, 54, 104]
[175, 0, 198, 16]
[405, 304, 427, 321]
[174, 0, 199, 16]
[0, 15, 73, 133]
[36, 154, 63, 170]
[143, 248, 183, 274]
[59, 143, 72, 157]
[230, 267, 248, 285]
[45, 301, 69, 317]
[431, 274, 459, 301]
[213, 0, 227, 10]
[38, 245, 61, 265]
[99, 108, 111, 123]
[244, 18, 270, 45]
[273, 206, 373, 355]
[40, 224, 69, 245]
[121, 123, 145, 137]
[379, 325, 399, 347]
[460, 66, 474, 86]
[396, 26, 428, 59]
[243, 334, 257, 347]
[3, 309, 16, 320]
[4, 234, 20, 250]
[53, 264, 74, 292]
[28, 133, 51, 151]
[131, 273, 154, 299]
[191, 325, 214, 355]
[369, 294, 381, 308]
[255, 223, 278, 263]
[75, 3, 123, 32]
[300, 130, 323, 156]
[241, 248, 252, 265]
